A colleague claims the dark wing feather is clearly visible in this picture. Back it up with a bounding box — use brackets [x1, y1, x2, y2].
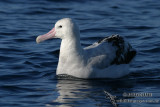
[98, 34, 136, 65]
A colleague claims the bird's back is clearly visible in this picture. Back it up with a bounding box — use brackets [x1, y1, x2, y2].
[84, 35, 136, 69]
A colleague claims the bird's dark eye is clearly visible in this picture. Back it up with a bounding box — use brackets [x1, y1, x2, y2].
[59, 25, 62, 28]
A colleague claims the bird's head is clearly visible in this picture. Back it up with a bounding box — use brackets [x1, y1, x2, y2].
[36, 18, 80, 43]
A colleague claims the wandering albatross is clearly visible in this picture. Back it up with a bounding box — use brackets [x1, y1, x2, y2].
[36, 18, 136, 79]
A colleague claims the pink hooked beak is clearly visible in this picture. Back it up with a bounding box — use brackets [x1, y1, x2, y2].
[36, 27, 56, 44]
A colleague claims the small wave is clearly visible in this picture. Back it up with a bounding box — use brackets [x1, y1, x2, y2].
[0, 84, 35, 93]
[141, 47, 160, 53]
[124, 26, 156, 30]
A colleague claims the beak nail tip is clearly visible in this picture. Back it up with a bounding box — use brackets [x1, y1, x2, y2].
[36, 37, 40, 44]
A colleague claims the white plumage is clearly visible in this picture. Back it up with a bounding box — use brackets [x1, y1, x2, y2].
[36, 18, 136, 79]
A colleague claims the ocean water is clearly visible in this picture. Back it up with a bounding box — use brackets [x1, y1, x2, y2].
[0, 0, 160, 107]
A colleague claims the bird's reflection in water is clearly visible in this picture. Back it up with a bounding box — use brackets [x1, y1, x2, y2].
[48, 75, 135, 107]
[52, 78, 94, 106]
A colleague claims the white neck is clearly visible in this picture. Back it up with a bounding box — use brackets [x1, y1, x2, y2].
[60, 35, 82, 55]
[56, 34, 84, 74]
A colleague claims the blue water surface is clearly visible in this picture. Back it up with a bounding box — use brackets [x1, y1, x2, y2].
[0, 0, 160, 107]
